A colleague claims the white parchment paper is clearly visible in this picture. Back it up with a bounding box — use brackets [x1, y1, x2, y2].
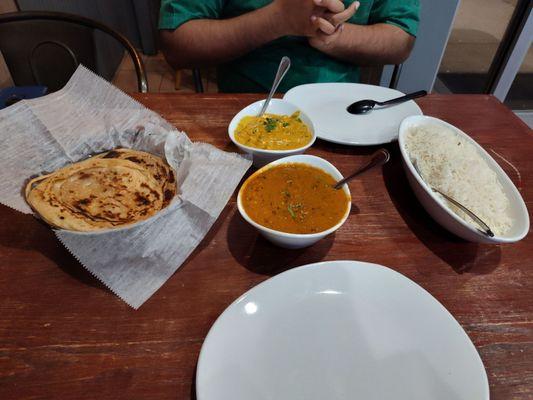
[0, 66, 251, 308]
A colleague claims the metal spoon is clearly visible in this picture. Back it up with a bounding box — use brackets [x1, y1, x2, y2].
[334, 149, 390, 189]
[258, 56, 291, 117]
[412, 162, 494, 237]
[347, 90, 427, 115]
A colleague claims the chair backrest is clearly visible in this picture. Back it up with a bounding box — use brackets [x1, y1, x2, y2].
[0, 11, 148, 92]
[360, 64, 402, 89]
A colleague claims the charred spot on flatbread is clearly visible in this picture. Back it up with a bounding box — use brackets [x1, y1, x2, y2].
[76, 198, 92, 207]
[168, 171, 175, 183]
[102, 150, 121, 159]
[135, 193, 151, 206]
[164, 190, 173, 202]
[126, 156, 142, 164]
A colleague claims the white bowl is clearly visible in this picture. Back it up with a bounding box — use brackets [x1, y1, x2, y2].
[228, 99, 316, 167]
[237, 155, 351, 249]
[399, 115, 529, 243]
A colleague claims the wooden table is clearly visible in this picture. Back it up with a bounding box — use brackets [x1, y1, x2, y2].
[1, 94, 532, 399]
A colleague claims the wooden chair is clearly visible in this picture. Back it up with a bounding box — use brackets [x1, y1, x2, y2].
[360, 64, 402, 89]
[175, 68, 205, 93]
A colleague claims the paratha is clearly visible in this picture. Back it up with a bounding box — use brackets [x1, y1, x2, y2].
[25, 149, 176, 231]
[94, 148, 177, 207]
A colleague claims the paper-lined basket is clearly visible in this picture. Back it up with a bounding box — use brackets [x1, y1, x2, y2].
[0, 66, 251, 308]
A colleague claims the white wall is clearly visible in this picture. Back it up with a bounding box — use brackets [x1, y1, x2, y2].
[381, 0, 461, 93]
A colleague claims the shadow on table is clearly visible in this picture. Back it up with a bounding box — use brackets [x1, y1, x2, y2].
[0, 205, 106, 290]
[382, 149, 501, 274]
[180, 202, 235, 271]
[190, 365, 197, 400]
[227, 210, 334, 276]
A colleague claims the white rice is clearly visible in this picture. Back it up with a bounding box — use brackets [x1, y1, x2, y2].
[404, 124, 512, 235]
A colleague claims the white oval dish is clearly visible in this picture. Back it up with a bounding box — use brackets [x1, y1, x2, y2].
[228, 99, 316, 167]
[283, 83, 423, 146]
[196, 260, 489, 400]
[237, 154, 351, 249]
[399, 115, 529, 243]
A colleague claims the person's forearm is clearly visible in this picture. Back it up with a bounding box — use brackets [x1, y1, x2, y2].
[160, 4, 285, 69]
[313, 23, 415, 65]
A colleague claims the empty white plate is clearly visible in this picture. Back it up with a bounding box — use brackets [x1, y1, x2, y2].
[284, 83, 423, 145]
[196, 260, 488, 400]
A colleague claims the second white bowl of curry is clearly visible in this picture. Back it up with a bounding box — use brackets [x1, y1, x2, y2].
[229, 99, 316, 167]
[237, 154, 351, 249]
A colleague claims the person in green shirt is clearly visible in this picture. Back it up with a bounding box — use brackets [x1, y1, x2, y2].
[159, 0, 419, 93]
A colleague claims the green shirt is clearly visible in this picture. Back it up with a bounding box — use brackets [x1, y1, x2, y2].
[159, 0, 419, 93]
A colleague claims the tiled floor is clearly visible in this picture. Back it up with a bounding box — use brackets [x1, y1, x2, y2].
[112, 52, 218, 93]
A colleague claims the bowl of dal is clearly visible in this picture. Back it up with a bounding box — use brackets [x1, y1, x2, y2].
[229, 99, 316, 167]
[399, 115, 529, 244]
[237, 154, 351, 249]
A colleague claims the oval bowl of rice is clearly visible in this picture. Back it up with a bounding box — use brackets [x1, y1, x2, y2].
[399, 115, 529, 244]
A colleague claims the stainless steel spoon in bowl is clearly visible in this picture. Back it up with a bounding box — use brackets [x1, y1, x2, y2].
[412, 162, 495, 237]
[334, 148, 390, 189]
[347, 90, 427, 115]
[258, 56, 291, 117]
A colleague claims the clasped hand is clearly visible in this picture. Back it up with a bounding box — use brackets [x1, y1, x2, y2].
[273, 0, 359, 44]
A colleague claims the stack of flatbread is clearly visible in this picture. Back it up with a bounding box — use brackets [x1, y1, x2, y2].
[25, 149, 176, 231]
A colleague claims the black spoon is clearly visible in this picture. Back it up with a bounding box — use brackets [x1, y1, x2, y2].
[347, 90, 427, 115]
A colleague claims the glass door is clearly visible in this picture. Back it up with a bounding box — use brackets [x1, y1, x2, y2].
[505, 45, 533, 110]
[436, 0, 532, 112]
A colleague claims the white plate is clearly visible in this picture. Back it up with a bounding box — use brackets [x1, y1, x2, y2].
[197, 260, 489, 400]
[284, 83, 423, 145]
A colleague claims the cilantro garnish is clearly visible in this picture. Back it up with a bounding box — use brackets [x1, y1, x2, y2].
[287, 204, 296, 219]
[263, 117, 278, 132]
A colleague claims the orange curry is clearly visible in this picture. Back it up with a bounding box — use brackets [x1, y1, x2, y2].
[241, 163, 350, 234]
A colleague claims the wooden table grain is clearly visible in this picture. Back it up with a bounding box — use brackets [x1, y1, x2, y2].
[1, 94, 532, 400]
